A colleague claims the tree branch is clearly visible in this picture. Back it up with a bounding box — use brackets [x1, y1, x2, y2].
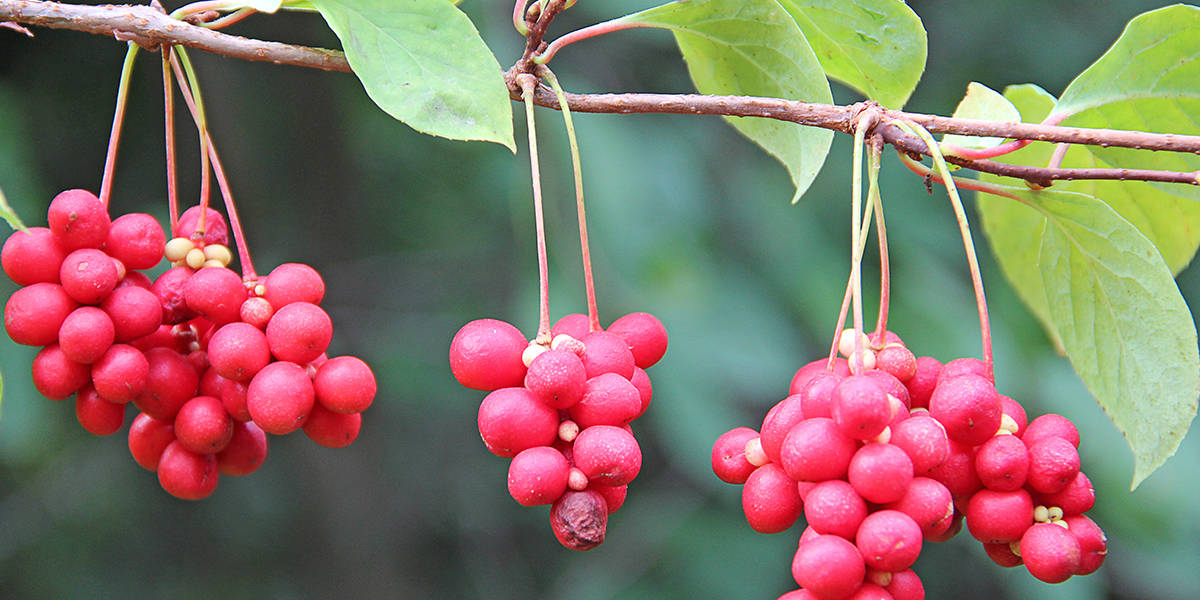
[3, 0, 1199, 187]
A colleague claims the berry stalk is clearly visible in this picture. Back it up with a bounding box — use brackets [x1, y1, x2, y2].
[518, 74, 553, 344]
[99, 44, 139, 209]
[534, 20, 655, 65]
[162, 49, 179, 229]
[513, 0, 529, 35]
[895, 151, 1019, 201]
[826, 154, 879, 371]
[174, 46, 212, 237]
[202, 7, 254, 30]
[849, 119, 869, 372]
[869, 141, 891, 340]
[542, 67, 601, 333]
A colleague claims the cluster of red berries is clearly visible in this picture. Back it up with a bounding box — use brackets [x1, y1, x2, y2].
[2, 189, 376, 500]
[449, 311, 667, 550]
[711, 330, 1106, 599]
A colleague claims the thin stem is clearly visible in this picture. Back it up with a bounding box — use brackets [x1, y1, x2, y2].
[541, 68, 600, 333]
[202, 7, 254, 30]
[1048, 142, 1070, 170]
[897, 120, 994, 375]
[174, 46, 210, 237]
[519, 75, 553, 344]
[534, 20, 655, 64]
[896, 151, 1019, 201]
[168, 0, 230, 19]
[849, 120, 869, 373]
[99, 43, 138, 209]
[162, 48, 179, 229]
[942, 139, 1030, 160]
[868, 140, 890, 342]
[169, 49, 257, 279]
[826, 164, 878, 371]
[513, 0, 529, 35]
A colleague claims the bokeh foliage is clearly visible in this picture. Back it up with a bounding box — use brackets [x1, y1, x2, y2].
[0, 1, 1197, 598]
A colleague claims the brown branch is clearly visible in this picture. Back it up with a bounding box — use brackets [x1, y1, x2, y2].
[3, 0, 1199, 187]
[0, 0, 349, 71]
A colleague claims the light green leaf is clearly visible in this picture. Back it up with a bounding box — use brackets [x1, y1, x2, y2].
[1054, 4, 1200, 201]
[614, 0, 834, 202]
[776, 0, 926, 109]
[0, 185, 26, 231]
[308, 0, 515, 150]
[942, 82, 1020, 150]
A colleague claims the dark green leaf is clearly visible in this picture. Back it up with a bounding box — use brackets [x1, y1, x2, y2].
[614, 0, 834, 202]
[308, 0, 515, 149]
[777, 0, 926, 109]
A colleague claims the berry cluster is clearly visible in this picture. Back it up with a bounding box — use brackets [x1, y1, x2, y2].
[449, 311, 667, 550]
[712, 330, 1106, 599]
[2, 189, 377, 500]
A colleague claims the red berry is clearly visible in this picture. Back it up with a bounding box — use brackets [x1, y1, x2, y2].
[790, 357, 851, 395]
[884, 569, 925, 600]
[999, 394, 1028, 437]
[884, 476, 954, 539]
[984, 542, 1023, 567]
[4, 282, 77, 346]
[128, 412, 176, 471]
[47, 189, 110, 251]
[928, 374, 1001, 446]
[208, 322, 271, 382]
[856, 509, 923, 572]
[551, 313, 590, 339]
[579, 330, 636, 379]
[905, 356, 942, 409]
[760, 394, 807, 464]
[568, 373, 641, 429]
[926, 439, 982, 499]
[247, 360, 315, 435]
[74, 386, 126, 435]
[742, 463, 803, 534]
[476, 387, 558, 458]
[573, 425, 642, 486]
[1026, 437, 1081, 494]
[1022, 413, 1080, 448]
[711, 426, 759, 484]
[59, 248, 118, 304]
[848, 442, 914, 504]
[606, 311, 668, 369]
[831, 375, 891, 440]
[1063, 514, 1106, 575]
[876, 344, 917, 383]
[975, 433, 1030, 491]
[803, 479, 867, 539]
[105, 213, 166, 270]
[240, 296, 274, 329]
[101, 285, 164, 342]
[133, 347, 200, 420]
[797, 370, 845, 419]
[217, 421, 268, 476]
[313, 355, 376, 414]
[1036, 471, 1095, 516]
[263, 262, 325, 308]
[2, 227, 67, 285]
[302, 402, 362, 448]
[791, 535, 866, 600]
[549, 489, 608, 551]
[91, 344, 149, 403]
[965, 488, 1034, 544]
[889, 414, 950, 474]
[31, 344, 91, 400]
[1020, 522, 1081, 583]
[524, 349, 587, 409]
[174, 395, 234, 454]
[937, 357, 992, 384]
[629, 366, 653, 418]
[448, 318, 528, 391]
[507, 446, 570, 506]
[780, 417, 857, 482]
[58, 306, 115, 364]
[184, 266, 247, 325]
[174, 206, 229, 246]
[265, 301, 332, 364]
[157, 440, 219, 500]
[152, 266, 197, 324]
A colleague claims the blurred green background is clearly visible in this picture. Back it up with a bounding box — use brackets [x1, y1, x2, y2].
[1, 1, 1197, 598]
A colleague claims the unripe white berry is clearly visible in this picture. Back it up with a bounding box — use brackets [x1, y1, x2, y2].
[558, 420, 580, 443]
[744, 437, 768, 467]
[522, 341, 549, 367]
[164, 237, 194, 262]
[838, 329, 870, 358]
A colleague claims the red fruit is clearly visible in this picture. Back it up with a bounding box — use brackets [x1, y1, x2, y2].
[152, 266, 197, 324]
[476, 387, 558, 458]
[965, 489, 1034, 544]
[831, 375, 891, 440]
[803, 479, 868, 539]
[507, 446, 570, 506]
[760, 394, 807, 464]
[314, 355, 377, 414]
[1036, 472, 1095, 516]
[884, 477, 954, 539]
[591, 483, 627, 514]
[790, 357, 851, 395]
[91, 344, 149, 403]
[630, 366, 653, 418]
[975, 434, 1030, 492]
[58, 306, 115, 364]
[524, 349, 587, 409]
[263, 262, 325, 308]
[1022, 413, 1080, 448]
[59, 248, 118, 304]
[876, 344, 917, 383]
[606, 311, 668, 369]
[4, 282, 77, 346]
[174, 395, 234, 454]
[74, 386, 126, 435]
[1026, 437, 1081, 495]
[247, 360, 315, 435]
[134, 347, 200, 420]
[999, 395, 1028, 437]
[551, 313, 590, 339]
[569, 373, 641, 429]
[174, 206, 229, 246]
[265, 301, 332, 364]
[937, 357, 992, 384]
[157, 440, 219, 500]
[889, 414, 950, 474]
[1064, 514, 1107, 575]
[926, 439, 981, 499]
[128, 412, 176, 471]
[117, 271, 153, 290]
[448, 318, 528, 391]
[105, 213, 166, 270]
[302, 402, 362, 448]
[47, 189, 109, 251]
[856, 510, 923, 572]
[31, 344, 91, 400]
[862, 368, 911, 410]
[184, 266, 247, 325]
[742, 463, 803, 534]
[217, 376, 251, 422]
[102, 285, 163, 342]
[928, 374, 1001, 446]
[240, 296, 274, 329]
[1020, 522, 1081, 583]
[797, 370, 845, 419]
[549, 489, 608, 551]
[711, 427, 759, 484]
[984, 542, 1023, 567]
[848, 442, 914, 504]
[217, 421, 268, 476]
[208, 322, 271, 382]
[791, 535, 866, 600]
[884, 569, 925, 600]
[2, 227, 67, 285]
[905, 356, 942, 409]
[779, 417, 857, 482]
[574, 425, 642, 486]
[579, 330, 636, 379]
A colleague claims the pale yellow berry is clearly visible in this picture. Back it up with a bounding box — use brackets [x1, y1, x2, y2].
[522, 341, 549, 367]
[164, 237, 194, 262]
[185, 248, 206, 269]
[254, 283, 267, 297]
[848, 348, 876, 373]
[1034, 505, 1050, 523]
[203, 243, 233, 266]
[744, 437, 769, 467]
[558, 420, 580, 443]
[203, 259, 225, 269]
[1051, 520, 1070, 530]
[550, 333, 585, 355]
[838, 329, 870, 358]
[1000, 414, 1020, 435]
[567, 467, 588, 491]
[1009, 541, 1022, 557]
[870, 426, 892, 444]
[866, 569, 893, 587]
[1047, 506, 1064, 521]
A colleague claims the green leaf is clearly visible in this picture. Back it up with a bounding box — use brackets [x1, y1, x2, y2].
[308, 0, 515, 150]
[614, 0, 834, 202]
[776, 0, 926, 109]
[0, 185, 26, 231]
[1053, 4, 1200, 202]
[942, 82, 1020, 150]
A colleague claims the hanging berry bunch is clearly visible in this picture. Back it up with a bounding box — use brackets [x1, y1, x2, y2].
[448, 72, 668, 550]
[711, 122, 1106, 598]
[1, 43, 376, 500]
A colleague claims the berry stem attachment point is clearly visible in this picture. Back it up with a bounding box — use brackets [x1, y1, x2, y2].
[534, 20, 654, 65]
[162, 48, 179, 230]
[541, 67, 601, 333]
[895, 151, 1019, 201]
[868, 139, 891, 342]
[896, 120, 995, 375]
[513, 0, 530, 35]
[174, 46, 211, 238]
[99, 43, 139, 210]
[519, 74, 553, 344]
[827, 133, 879, 372]
[202, 7, 254, 30]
